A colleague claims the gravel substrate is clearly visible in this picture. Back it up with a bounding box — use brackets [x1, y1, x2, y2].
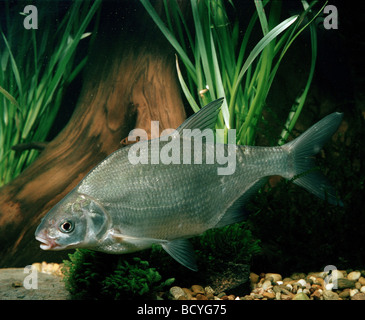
[167, 270, 365, 300]
[2, 263, 365, 300]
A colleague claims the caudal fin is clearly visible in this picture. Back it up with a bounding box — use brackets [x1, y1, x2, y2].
[283, 112, 344, 206]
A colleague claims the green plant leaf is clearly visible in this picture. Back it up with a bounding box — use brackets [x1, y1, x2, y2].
[176, 56, 200, 112]
[229, 15, 298, 113]
[140, 0, 196, 80]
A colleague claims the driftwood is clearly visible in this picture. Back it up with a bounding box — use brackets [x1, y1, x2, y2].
[0, 2, 186, 267]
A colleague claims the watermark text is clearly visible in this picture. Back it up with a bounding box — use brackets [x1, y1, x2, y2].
[127, 122, 237, 176]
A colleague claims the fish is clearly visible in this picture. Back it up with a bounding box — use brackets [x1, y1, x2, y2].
[35, 98, 343, 271]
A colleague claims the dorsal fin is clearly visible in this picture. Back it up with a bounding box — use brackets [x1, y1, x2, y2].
[176, 98, 224, 134]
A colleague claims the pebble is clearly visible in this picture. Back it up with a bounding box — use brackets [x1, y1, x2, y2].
[339, 289, 350, 299]
[311, 290, 322, 300]
[350, 289, 359, 297]
[191, 285, 205, 296]
[296, 279, 307, 287]
[337, 278, 356, 289]
[283, 277, 293, 283]
[204, 286, 215, 296]
[263, 292, 276, 300]
[262, 280, 272, 290]
[358, 277, 365, 286]
[314, 277, 324, 286]
[347, 271, 361, 281]
[293, 292, 309, 300]
[182, 288, 193, 300]
[196, 293, 208, 300]
[311, 284, 321, 291]
[169, 286, 187, 300]
[206, 293, 215, 300]
[280, 288, 292, 296]
[351, 293, 365, 300]
[250, 272, 260, 285]
[323, 290, 339, 300]
[273, 286, 281, 294]
[286, 284, 293, 291]
[265, 273, 282, 283]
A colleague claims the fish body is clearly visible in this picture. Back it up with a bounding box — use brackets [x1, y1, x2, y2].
[35, 99, 343, 271]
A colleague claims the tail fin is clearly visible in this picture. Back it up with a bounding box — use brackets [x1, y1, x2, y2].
[283, 112, 344, 206]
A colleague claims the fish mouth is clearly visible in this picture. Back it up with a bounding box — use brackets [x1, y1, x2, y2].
[35, 236, 61, 250]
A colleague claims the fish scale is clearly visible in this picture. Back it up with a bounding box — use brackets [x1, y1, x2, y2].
[35, 98, 343, 271]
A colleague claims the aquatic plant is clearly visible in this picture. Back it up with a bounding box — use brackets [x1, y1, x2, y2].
[141, 0, 324, 145]
[63, 249, 174, 300]
[0, 0, 101, 186]
[101, 257, 175, 300]
[196, 222, 262, 267]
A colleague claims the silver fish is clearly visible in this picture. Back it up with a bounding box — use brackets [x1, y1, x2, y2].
[35, 99, 343, 271]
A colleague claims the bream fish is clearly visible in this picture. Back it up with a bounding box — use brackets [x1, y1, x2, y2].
[35, 99, 343, 271]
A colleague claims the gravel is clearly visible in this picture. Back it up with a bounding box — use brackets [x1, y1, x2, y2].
[1, 263, 365, 300]
[167, 269, 365, 300]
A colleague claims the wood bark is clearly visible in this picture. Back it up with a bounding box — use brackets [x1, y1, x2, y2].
[0, 2, 186, 267]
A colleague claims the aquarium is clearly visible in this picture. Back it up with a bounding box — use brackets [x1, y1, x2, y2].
[0, 0, 364, 305]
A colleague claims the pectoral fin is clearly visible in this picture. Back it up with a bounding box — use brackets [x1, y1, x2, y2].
[110, 229, 166, 247]
[161, 239, 198, 272]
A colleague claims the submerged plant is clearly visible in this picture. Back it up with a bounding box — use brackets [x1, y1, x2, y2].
[0, 0, 101, 186]
[196, 222, 262, 266]
[63, 249, 174, 300]
[101, 257, 175, 300]
[141, 0, 324, 145]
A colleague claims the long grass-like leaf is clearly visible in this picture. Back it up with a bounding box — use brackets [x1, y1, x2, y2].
[209, 31, 229, 130]
[229, 15, 298, 114]
[1, 32, 23, 98]
[279, 1, 321, 144]
[140, 0, 196, 80]
[175, 56, 200, 113]
[0, 85, 19, 109]
[254, 0, 269, 35]
[191, 0, 215, 101]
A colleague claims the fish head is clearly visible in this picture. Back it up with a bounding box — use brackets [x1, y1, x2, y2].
[35, 191, 110, 251]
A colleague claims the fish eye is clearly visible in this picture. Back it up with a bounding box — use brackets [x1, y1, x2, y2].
[60, 220, 74, 233]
